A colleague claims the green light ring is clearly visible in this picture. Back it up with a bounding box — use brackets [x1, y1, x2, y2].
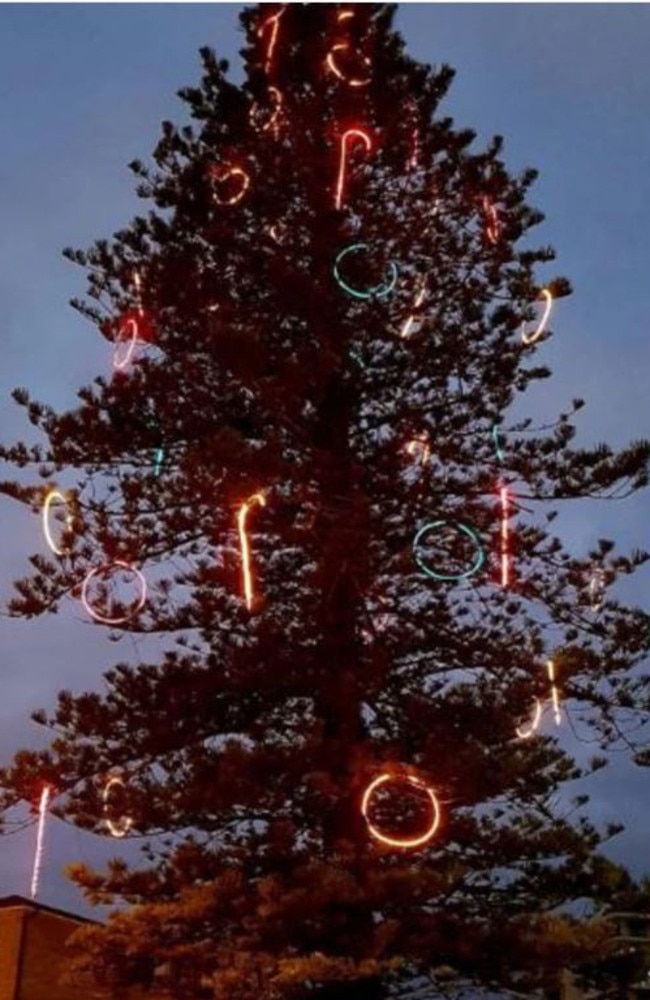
[492, 424, 506, 464]
[413, 520, 485, 582]
[333, 244, 398, 300]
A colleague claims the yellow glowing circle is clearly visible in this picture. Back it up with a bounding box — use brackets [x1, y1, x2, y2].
[102, 776, 133, 839]
[42, 489, 74, 556]
[361, 772, 440, 850]
[521, 289, 553, 346]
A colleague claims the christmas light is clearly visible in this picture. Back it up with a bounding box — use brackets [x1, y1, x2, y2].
[102, 776, 133, 839]
[237, 492, 267, 611]
[153, 447, 165, 477]
[335, 128, 372, 211]
[413, 520, 485, 582]
[588, 566, 606, 610]
[42, 489, 74, 556]
[521, 288, 553, 346]
[406, 433, 430, 466]
[515, 659, 561, 740]
[250, 86, 283, 137]
[515, 697, 542, 740]
[113, 315, 139, 371]
[499, 484, 511, 588]
[333, 244, 398, 300]
[325, 43, 371, 88]
[482, 196, 501, 244]
[257, 6, 285, 75]
[399, 280, 427, 338]
[337, 9, 354, 22]
[361, 772, 440, 850]
[81, 560, 147, 625]
[209, 164, 250, 206]
[30, 785, 51, 900]
[492, 423, 506, 464]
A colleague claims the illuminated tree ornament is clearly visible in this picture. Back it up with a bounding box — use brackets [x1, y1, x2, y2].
[399, 280, 427, 338]
[361, 772, 441, 850]
[413, 520, 485, 582]
[337, 9, 354, 22]
[492, 423, 506, 464]
[209, 163, 251, 206]
[482, 196, 501, 244]
[515, 697, 542, 740]
[113, 315, 139, 371]
[81, 560, 147, 625]
[102, 776, 134, 838]
[335, 128, 372, 211]
[237, 492, 267, 611]
[499, 484, 511, 588]
[42, 489, 74, 556]
[250, 86, 283, 137]
[153, 446, 165, 477]
[30, 784, 51, 900]
[333, 244, 398, 300]
[325, 43, 372, 88]
[588, 565, 606, 610]
[515, 659, 561, 740]
[406, 433, 430, 466]
[257, 6, 285, 75]
[521, 288, 553, 346]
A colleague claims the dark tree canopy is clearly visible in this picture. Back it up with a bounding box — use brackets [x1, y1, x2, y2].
[1, 4, 650, 998]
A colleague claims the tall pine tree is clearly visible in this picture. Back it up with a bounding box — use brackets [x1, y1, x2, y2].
[1, 4, 649, 997]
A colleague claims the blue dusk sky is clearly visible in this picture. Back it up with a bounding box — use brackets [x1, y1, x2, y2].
[0, 4, 649, 916]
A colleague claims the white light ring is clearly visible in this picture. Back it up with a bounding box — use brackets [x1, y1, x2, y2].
[81, 560, 147, 625]
[521, 289, 553, 345]
[515, 698, 542, 740]
[113, 317, 139, 371]
[102, 776, 133, 839]
[326, 43, 371, 87]
[362, 773, 440, 850]
[43, 490, 74, 556]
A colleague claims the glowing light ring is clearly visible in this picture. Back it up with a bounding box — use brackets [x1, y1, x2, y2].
[413, 520, 485, 582]
[326, 44, 371, 88]
[492, 423, 506, 464]
[521, 288, 553, 345]
[113, 317, 138, 371]
[237, 492, 267, 611]
[81, 560, 147, 625]
[43, 489, 74, 556]
[499, 484, 511, 588]
[548, 658, 561, 726]
[335, 128, 372, 211]
[30, 785, 51, 900]
[257, 7, 285, 75]
[362, 773, 440, 850]
[516, 698, 542, 740]
[250, 86, 283, 136]
[333, 244, 398, 300]
[406, 434, 430, 466]
[482, 196, 501, 244]
[210, 165, 250, 206]
[102, 776, 133, 839]
[399, 281, 427, 338]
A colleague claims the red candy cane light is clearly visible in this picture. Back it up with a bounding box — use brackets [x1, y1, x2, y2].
[335, 128, 372, 211]
[257, 6, 285, 75]
[82, 560, 147, 625]
[326, 43, 371, 88]
[362, 772, 440, 850]
[238, 492, 267, 611]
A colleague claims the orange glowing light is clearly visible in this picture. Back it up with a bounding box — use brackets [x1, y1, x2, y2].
[515, 697, 542, 740]
[250, 86, 283, 137]
[326, 43, 371, 87]
[335, 128, 372, 211]
[42, 489, 74, 556]
[499, 484, 510, 588]
[361, 772, 440, 850]
[337, 9, 354, 22]
[102, 776, 133, 839]
[30, 785, 51, 900]
[399, 280, 427, 339]
[548, 658, 561, 726]
[521, 288, 553, 346]
[406, 433, 430, 466]
[482, 196, 501, 244]
[113, 316, 139, 371]
[209, 164, 250, 206]
[81, 560, 147, 625]
[237, 492, 267, 611]
[257, 6, 285, 75]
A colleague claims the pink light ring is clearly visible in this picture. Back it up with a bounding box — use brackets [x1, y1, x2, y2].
[81, 560, 147, 625]
[113, 317, 139, 371]
[335, 128, 372, 211]
[361, 772, 441, 850]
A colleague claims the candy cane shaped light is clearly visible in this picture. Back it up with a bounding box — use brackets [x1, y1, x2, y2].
[521, 288, 553, 346]
[414, 520, 485, 583]
[406, 433, 430, 466]
[43, 489, 74, 556]
[81, 560, 147, 626]
[30, 784, 51, 900]
[362, 772, 440, 850]
[113, 316, 139, 371]
[209, 164, 251, 206]
[102, 776, 133, 839]
[257, 6, 285, 75]
[335, 128, 372, 211]
[399, 280, 427, 339]
[333, 243, 398, 300]
[499, 484, 511, 588]
[238, 492, 267, 611]
[482, 196, 501, 245]
[515, 698, 542, 740]
[326, 43, 371, 88]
